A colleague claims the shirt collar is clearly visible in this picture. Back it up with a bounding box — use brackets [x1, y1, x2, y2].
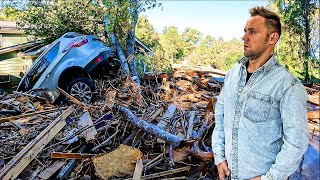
[239, 55, 278, 73]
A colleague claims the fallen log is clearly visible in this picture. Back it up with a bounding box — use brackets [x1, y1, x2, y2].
[119, 106, 194, 149]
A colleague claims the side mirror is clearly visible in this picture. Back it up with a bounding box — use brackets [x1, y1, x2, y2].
[19, 71, 25, 78]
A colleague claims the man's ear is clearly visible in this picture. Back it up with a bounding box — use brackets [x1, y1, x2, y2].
[269, 33, 279, 45]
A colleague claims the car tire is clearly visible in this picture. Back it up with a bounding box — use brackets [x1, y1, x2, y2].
[66, 77, 96, 104]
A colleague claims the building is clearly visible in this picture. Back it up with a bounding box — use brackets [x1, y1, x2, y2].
[0, 21, 36, 93]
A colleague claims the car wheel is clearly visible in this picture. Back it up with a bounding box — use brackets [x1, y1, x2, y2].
[66, 77, 95, 104]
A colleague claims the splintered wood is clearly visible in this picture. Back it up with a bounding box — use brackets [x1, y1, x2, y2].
[1, 69, 317, 179]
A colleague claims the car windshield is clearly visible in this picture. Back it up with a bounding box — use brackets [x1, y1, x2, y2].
[18, 42, 60, 91]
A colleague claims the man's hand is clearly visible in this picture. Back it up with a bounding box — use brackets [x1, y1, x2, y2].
[217, 160, 231, 180]
[250, 176, 261, 180]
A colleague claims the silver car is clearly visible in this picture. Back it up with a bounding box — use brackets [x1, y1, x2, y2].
[17, 32, 120, 104]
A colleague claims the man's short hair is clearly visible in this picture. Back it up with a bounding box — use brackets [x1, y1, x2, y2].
[250, 6, 281, 37]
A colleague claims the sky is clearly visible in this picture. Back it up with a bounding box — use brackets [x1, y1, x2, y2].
[142, 0, 269, 41]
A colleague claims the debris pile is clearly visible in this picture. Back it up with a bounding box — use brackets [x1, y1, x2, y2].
[305, 85, 320, 142]
[0, 69, 225, 179]
[0, 69, 319, 179]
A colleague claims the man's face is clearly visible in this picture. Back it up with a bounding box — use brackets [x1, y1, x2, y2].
[242, 15, 270, 60]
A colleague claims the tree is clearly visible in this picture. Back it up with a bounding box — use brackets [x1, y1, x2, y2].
[135, 15, 173, 74]
[135, 15, 160, 50]
[0, 6, 21, 20]
[19, 0, 161, 84]
[275, 0, 319, 82]
[181, 28, 202, 56]
[19, 0, 105, 43]
[160, 26, 184, 64]
[99, 0, 160, 84]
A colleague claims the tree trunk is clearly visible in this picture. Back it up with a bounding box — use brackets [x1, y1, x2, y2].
[126, 0, 140, 84]
[303, 0, 310, 83]
[103, 15, 131, 75]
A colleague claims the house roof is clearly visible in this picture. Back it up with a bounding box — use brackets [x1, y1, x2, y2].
[0, 21, 28, 34]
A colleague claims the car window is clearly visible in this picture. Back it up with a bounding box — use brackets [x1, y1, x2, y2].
[23, 42, 60, 89]
[92, 38, 105, 46]
[42, 42, 60, 64]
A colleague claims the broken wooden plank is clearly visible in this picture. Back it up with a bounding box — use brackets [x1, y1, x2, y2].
[163, 177, 188, 180]
[133, 158, 143, 180]
[147, 107, 164, 122]
[0, 107, 63, 123]
[186, 111, 195, 139]
[51, 152, 96, 159]
[145, 154, 163, 169]
[308, 111, 320, 120]
[0, 106, 74, 180]
[38, 161, 66, 179]
[29, 166, 42, 180]
[10, 121, 29, 135]
[91, 130, 119, 151]
[103, 89, 117, 110]
[181, 73, 209, 89]
[12, 90, 46, 101]
[141, 166, 190, 180]
[57, 87, 90, 110]
[157, 104, 176, 129]
[56, 145, 87, 179]
[78, 111, 97, 141]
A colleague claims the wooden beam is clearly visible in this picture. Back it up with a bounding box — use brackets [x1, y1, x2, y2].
[157, 104, 176, 129]
[38, 161, 66, 179]
[0, 106, 74, 180]
[140, 166, 190, 180]
[51, 152, 96, 159]
[57, 87, 90, 111]
[78, 111, 97, 141]
[132, 159, 143, 180]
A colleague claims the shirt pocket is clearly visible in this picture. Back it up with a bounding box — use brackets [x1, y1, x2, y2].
[244, 91, 272, 123]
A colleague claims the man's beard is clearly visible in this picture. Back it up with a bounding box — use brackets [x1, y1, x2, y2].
[244, 50, 262, 60]
[244, 35, 270, 60]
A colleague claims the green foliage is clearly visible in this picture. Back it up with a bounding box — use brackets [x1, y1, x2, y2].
[135, 16, 243, 73]
[189, 36, 242, 70]
[160, 26, 184, 62]
[19, 0, 105, 43]
[135, 15, 159, 50]
[0, 6, 21, 20]
[275, 0, 319, 82]
[102, 0, 161, 50]
[181, 28, 202, 56]
[135, 15, 172, 73]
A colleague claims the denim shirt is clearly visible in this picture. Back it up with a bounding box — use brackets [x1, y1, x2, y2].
[211, 56, 309, 180]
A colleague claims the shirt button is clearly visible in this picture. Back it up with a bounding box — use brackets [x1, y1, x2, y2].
[238, 88, 242, 92]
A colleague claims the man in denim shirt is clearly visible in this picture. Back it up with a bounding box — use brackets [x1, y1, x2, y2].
[211, 6, 309, 180]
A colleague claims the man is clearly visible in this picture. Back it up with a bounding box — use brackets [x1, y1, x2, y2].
[211, 6, 309, 180]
